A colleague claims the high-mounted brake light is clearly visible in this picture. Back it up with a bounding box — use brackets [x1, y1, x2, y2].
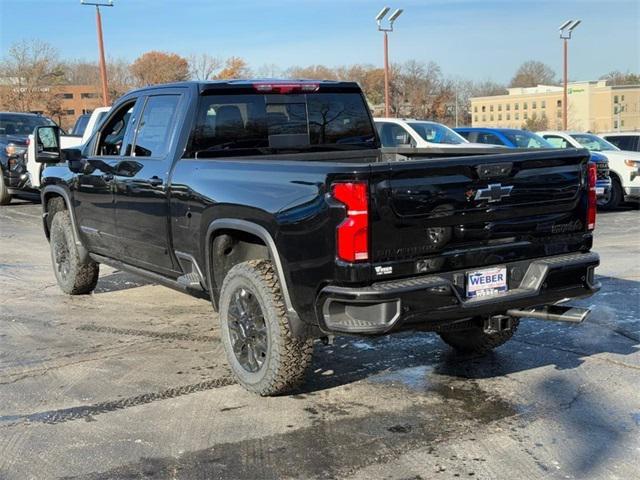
[332, 182, 369, 262]
[587, 162, 597, 231]
[252, 82, 320, 94]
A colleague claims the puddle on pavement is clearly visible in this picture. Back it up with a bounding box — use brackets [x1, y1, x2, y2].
[369, 365, 528, 423]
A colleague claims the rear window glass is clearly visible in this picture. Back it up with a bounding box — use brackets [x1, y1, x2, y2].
[190, 93, 376, 157]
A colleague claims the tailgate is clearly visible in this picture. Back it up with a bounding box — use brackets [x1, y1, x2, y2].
[369, 148, 592, 278]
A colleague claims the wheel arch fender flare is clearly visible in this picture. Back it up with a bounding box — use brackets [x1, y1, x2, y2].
[41, 185, 89, 262]
[205, 219, 306, 338]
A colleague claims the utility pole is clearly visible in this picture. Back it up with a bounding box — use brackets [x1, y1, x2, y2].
[559, 19, 581, 130]
[376, 7, 403, 118]
[81, 0, 114, 107]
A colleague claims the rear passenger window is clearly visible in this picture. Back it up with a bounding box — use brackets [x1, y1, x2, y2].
[133, 95, 180, 158]
[544, 135, 570, 148]
[605, 136, 638, 151]
[476, 133, 504, 146]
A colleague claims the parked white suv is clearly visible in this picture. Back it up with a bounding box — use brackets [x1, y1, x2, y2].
[538, 131, 640, 209]
[374, 118, 491, 149]
[599, 132, 640, 153]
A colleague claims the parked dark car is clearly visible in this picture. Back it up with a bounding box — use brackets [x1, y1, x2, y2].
[0, 112, 56, 204]
[455, 127, 611, 204]
[35, 80, 600, 395]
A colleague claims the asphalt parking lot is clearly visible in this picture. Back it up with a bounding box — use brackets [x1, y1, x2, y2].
[0, 199, 638, 480]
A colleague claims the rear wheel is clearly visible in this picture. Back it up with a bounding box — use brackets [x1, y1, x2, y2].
[0, 172, 11, 205]
[219, 259, 313, 396]
[599, 176, 623, 210]
[438, 317, 519, 354]
[50, 210, 99, 294]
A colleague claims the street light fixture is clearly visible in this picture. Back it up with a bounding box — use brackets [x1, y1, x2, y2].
[376, 7, 403, 117]
[559, 19, 581, 130]
[81, 0, 114, 107]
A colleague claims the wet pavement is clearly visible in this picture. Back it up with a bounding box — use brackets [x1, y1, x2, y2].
[0, 199, 639, 479]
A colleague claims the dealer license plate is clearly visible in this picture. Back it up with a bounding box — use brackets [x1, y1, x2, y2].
[466, 267, 508, 298]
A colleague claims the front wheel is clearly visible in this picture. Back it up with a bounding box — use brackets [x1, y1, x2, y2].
[219, 259, 313, 396]
[0, 173, 11, 205]
[50, 210, 99, 294]
[599, 176, 623, 210]
[438, 317, 519, 354]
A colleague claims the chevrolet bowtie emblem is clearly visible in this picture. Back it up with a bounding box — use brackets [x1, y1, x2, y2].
[475, 183, 513, 202]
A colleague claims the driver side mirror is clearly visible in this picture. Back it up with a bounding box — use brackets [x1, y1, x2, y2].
[34, 125, 61, 163]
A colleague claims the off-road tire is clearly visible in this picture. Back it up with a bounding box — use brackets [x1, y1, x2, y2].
[219, 259, 313, 396]
[0, 173, 11, 205]
[599, 176, 623, 210]
[438, 317, 520, 354]
[50, 210, 99, 295]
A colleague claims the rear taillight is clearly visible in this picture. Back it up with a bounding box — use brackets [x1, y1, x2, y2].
[587, 162, 597, 231]
[331, 182, 369, 262]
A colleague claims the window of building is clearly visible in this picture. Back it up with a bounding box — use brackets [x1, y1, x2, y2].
[58, 93, 74, 99]
[557, 110, 562, 118]
[482, 114, 486, 121]
[523, 112, 528, 120]
[614, 95, 619, 104]
[621, 95, 625, 101]
[474, 115, 478, 122]
[506, 113, 511, 120]
[614, 120, 618, 129]
[514, 103, 519, 110]
[81, 92, 99, 99]
[490, 114, 494, 121]
[498, 114, 502, 121]
[490, 105, 494, 112]
[131, 95, 180, 157]
[498, 104, 502, 111]
[557, 99, 562, 108]
[541, 100, 546, 108]
[532, 101, 537, 109]
[482, 106, 486, 112]
[506, 104, 511, 111]
[64, 109, 75, 115]
[523, 102, 528, 110]
[474, 106, 478, 113]
[515, 113, 519, 120]
[621, 120, 625, 126]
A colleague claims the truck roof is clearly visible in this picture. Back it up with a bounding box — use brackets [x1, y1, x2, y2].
[125, 80, 362, 96]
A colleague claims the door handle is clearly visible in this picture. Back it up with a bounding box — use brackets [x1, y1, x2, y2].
[148, 176, 163, 187]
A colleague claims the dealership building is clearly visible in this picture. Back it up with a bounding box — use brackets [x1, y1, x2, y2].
[471, 80, 640, 133]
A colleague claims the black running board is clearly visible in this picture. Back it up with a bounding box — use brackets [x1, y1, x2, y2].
[90, 254, 210, 300]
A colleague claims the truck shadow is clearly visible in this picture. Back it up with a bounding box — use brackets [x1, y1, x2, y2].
[94, 270, 152, 293]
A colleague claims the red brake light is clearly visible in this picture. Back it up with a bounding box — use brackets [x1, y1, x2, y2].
[252, 82, 319, 94]
[332, 182, 369, 262]
[587, 162, 597, 231]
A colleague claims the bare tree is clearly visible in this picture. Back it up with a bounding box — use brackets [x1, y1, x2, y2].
[522, 112, 549, 131]
[130, 51, 189, 86]
[600, 70, 640, 86]
[188, 53, 222, 80]
[0, 39, 66, 112]
[510, 61, 557, 88]
[254, 63, 283, 78]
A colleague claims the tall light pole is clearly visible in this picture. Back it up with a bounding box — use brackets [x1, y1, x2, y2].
[81, 0, 114, 107]
[376, 7, 403, 118]
[559, 19, 581, 130]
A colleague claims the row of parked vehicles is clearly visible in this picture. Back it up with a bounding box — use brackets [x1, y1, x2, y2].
[1, 79, 638, 395]
[374, 117, 640, 209]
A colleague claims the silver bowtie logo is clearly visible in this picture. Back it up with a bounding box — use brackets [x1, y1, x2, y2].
[475, 183, 513, 202]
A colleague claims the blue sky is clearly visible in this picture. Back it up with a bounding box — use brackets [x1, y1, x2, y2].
[1, 0, 638, 83]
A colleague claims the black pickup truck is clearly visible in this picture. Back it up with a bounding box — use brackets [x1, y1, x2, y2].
[35, 80, 600, 395]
